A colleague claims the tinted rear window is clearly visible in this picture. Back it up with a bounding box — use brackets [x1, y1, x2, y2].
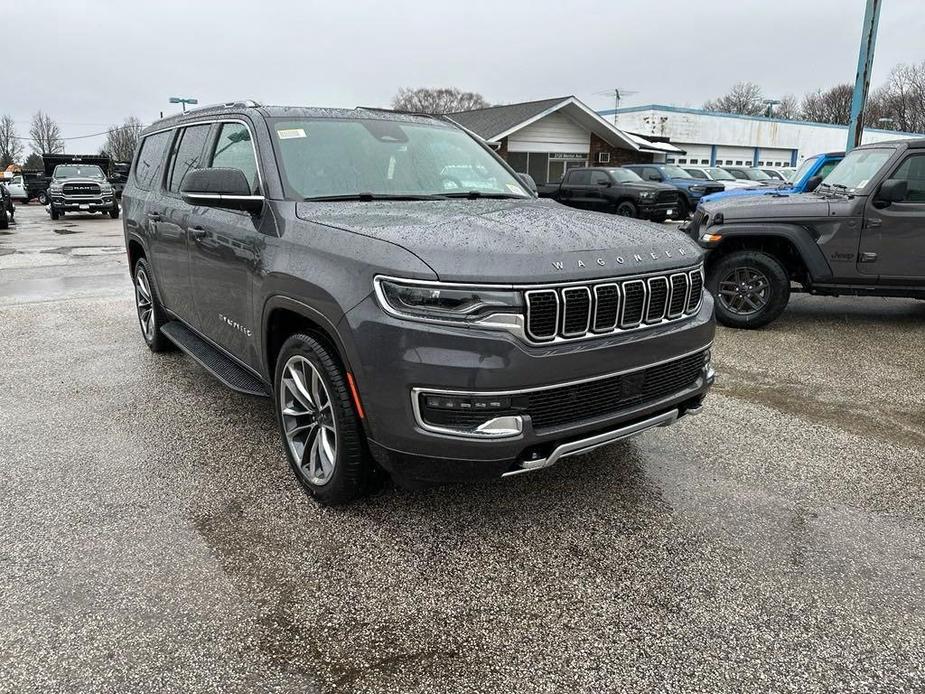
[134, 131, 172, 191]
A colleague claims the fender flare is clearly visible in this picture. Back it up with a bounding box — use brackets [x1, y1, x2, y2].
[707, 223, 833, 282]
[259, 294, 359, 383]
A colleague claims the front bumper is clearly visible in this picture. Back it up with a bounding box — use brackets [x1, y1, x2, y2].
[50, 195, 115, 212]
[638, 200, 677, 217]
[343, 291, 716, 485]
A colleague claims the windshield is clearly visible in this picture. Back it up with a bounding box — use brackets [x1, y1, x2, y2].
[271, 117, 529, 200]
[606, 168, 643, 183]
[663, 165, 693, 179]
[821, 148, 893, 192]
[705, 167, 735, 181]
[743, 168, 772, 181]
[792, 156, 819, 183]
[54, 165, 105, 180]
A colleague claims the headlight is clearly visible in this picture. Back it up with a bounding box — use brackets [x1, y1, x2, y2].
[639, 191, 656, 200]
[690, 185, 706, 193]
[374, 277, 522, 324]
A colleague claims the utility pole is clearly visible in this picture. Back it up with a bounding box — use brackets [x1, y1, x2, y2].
[846, 0, 883, 151]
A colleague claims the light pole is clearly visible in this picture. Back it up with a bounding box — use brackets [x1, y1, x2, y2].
[169, 97, 199, 113]
[763, 99, 781, 118]
[846, 0, 883, 150]
[877, 117, 894, 129]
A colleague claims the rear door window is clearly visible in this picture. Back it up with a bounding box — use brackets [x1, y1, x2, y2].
[590, 170, 610, 185]
[167, 124, 212, 194]
[133, 131, 172, 191]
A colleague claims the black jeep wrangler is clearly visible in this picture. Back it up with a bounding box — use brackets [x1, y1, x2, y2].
[691, 139, 925, 328]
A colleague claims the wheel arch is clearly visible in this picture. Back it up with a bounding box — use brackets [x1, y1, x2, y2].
[706, 225, 832, 284]
[126, 235, 147, 275]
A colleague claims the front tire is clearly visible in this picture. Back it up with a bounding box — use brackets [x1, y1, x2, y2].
[676, 196, 691, 219]
[274, 334, 372, 505]
[133, 258, 174, 352]
[109, 205, 120, 219]
[708, 250, 790, 329]
[615, 200, 638, 218]
[0, 207, 8, 230]
[49, 207, 60, 220]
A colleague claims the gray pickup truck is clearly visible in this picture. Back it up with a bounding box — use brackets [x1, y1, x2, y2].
[47, 163, 119, 220]
[122, 101, 715, 504]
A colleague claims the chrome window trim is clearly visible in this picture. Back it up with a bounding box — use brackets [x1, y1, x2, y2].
[592, 283, 620, 332]
[138, 117, 265, 194]
[525, 289, 560, 342]
[560, 286, 592, 337]
[667, 272, 690, 319]
[619, 279, 646, 329]
[411, 343, 712, 439]
[645, 276, 670, 324]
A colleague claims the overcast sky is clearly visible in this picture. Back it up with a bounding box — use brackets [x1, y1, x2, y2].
[5, 0, 925, 153]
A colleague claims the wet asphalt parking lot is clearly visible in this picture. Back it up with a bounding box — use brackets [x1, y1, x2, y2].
[1, 204, 923, 693]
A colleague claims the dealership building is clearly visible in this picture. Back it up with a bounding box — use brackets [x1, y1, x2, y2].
[600, 104, 923, 168]
[450, 96, 682, 184]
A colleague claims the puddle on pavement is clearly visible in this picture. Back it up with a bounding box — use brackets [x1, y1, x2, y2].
[0, 249, 14, 256]
[53, 228, 80, 235]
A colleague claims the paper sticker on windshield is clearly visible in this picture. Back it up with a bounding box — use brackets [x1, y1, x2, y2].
[507, 183, 526, 195]
[277, 128, 306, 140]
[857, 179, 868, 188]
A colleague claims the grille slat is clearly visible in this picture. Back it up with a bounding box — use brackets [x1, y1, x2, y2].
[688, 270, 704, 313]
[668, 274, 689, 318]
[63, 183, 101, 195]
[525, 267, 703, 343]
[646, 277, 669, 323]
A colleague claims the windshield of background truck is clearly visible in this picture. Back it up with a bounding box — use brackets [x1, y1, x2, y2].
[792, 156, 820, 184]
[272, 118, 529, 199]
[821, 148, 893, 192]
[705, 167, 735, 180]
[54, 165, 105, 180]
[663, 165, 693, 179]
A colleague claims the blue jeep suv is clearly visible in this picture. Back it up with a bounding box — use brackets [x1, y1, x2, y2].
[701, 152, 844, 205]
[623, 164, 724, 218]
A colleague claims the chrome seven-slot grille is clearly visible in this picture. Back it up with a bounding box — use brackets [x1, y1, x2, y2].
[525, 267, 703, 342]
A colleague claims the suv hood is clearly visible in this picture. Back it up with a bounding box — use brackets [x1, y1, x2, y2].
[296, 198, 701, 283]
[624, 181, 677, 194]
[703, 192, 831, 220]
[52, 176, 109, 187]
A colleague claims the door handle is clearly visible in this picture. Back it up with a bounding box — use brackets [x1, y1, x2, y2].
[860, 252, 878, 263]
[189, 226, 207, 240]
[866, 217, 882, 228]
[146, 211, 161, 221]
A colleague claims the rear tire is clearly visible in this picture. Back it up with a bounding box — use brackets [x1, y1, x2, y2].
[708, 250, 790, 329]
[274, 334, 372, 505]
[38, 191, 48, 205]
[0, 207, 8, 230]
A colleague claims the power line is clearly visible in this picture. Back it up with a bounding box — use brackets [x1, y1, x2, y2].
[10, 123, 147, 142]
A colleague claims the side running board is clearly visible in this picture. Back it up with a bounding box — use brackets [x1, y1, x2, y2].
[160, 321, 270, 397]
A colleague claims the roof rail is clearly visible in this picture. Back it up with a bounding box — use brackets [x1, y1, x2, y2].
[179, 99, 262, 116]
[357, 106, 441, 120]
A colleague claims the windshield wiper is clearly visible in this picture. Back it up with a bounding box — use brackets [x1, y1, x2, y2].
[438, 191, 525, 199]
[303, 193, 446, 202]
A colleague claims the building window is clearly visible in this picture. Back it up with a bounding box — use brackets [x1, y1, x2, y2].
[746, 160, 753, 166]
[678, 158, 687, 164]
[701, 159, 710, 165]
[667, 158, 675, 163]
[735, 160, 743, 165]
[725, 160, 733, 165]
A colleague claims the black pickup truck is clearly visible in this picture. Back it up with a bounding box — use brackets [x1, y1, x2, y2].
[537, 167, 679, 221]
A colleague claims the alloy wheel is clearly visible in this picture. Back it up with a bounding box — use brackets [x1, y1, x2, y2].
[717, 266, 770, 316]
[135, 268, 155, 341]
[279, 355, 337, 486]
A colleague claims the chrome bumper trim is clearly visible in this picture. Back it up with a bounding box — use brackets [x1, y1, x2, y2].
[501, 408, 679, 477]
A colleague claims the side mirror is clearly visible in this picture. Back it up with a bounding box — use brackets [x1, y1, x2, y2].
[805, 175, 823, 192]
[647, 174, 661, 182]
[180, 168, 263, 213]
[877, 178, 907, 205]
[517, 172, 538, 195]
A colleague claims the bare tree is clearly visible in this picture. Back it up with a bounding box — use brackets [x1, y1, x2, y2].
[392, 87, 490, 114]
[30, 111, 64, 154]
[703, 82, 765, 115]
[0, 114, 24, 168]
[868, 62, 925, 132]
[773, 94, 800, 120]
[800, 84, 854, 125]
[102, 117, 144, 162]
